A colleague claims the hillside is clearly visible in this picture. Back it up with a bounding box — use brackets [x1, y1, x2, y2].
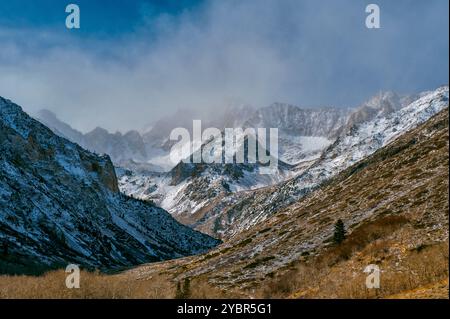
[2, 104, 447, 298]
[161, 86, 448, 239]
[0, 97, 220, 275]
[123, 107, 449, 298]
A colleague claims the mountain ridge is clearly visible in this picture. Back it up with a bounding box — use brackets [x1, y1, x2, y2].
[0, 97, 220, 275]
[121, 106, 449, 298]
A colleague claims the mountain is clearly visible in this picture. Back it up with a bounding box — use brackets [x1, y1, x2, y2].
[35, 110, 164, 171]
[34, 88, 443, 242]
[115, 89, 444, 238]
[36, 106, 255, 172]
[36, 103, 348, 171]
[2, 101, 447, 298]
[342, 91, 422, 134]
[165, 86, 448, 239]
[35, 109, 87, 146]
[0, 96, 220, 275]
[116, 104, 352, 225]
[117, 143, 294, 226]
[123, 105, 449, 298]
[243, 104, 350, 165]
[140, 105, 259, 170]
[84, 127, 149, 163]
[245, 103, 349, 137]
[35, 103, 352, 229]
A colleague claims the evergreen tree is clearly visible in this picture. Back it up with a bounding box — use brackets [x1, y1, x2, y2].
[1, 241, 8, 256]
[175, 278, 191, 299]
[333, 219, 346, 244]
[182, 278, 191, 298]
[175, 281, 183, 299]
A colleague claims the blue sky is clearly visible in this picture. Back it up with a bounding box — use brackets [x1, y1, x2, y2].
[0, 0, 202, 35]
[0, 0, 448, 132]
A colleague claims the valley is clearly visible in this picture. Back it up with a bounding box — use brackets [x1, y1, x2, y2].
[0, 86, 448, 298]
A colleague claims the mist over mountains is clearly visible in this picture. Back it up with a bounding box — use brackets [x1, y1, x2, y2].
[1, 0, 448, 133]
[0, 0, 448, 301]
[31, 87, 449, 240]
[0, 84, 448, 299]
[35, 89, 417, 171]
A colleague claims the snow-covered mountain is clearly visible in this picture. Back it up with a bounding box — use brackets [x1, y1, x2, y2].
[341, 91, 423, 135]
[33, 88, 444, 241]
[35, 103, 351, 228]
[0, 97, 220, 274]
[243, 104, 350, 165]
[245, 103, 349, 137]
[35, 110, 165, 171]
[36, 103, 349, 171]
[115, 91, 421, 228]
[116, 104, 352, 222]
[117, 147, 294, 226]
[164, 86, 448, 239]
[36, 106, 257, 172]
[129, 105, 448, 298]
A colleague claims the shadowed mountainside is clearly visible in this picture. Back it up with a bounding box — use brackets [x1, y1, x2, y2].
[0, 97, 220, 275]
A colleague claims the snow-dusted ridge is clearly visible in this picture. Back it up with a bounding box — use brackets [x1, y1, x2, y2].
[116, 105, 352, 225]
[305, 85, 449, 184]
[185, 86, 449, 238]
[23, 86, 448, 242]
[0, 96, 220, 274]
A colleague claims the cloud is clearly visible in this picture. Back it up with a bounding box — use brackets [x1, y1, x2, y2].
[0, 0, 448, 132]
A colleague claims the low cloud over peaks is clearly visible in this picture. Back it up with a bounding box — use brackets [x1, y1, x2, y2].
[0, 0, 448, 132]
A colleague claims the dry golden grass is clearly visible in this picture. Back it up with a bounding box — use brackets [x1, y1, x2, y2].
[0, 270, 176, 299]
[259, 217, 449, 299]
[187, 277, 239, 299]
[385, 278, 449, 299]
[0, 268, 237, 299]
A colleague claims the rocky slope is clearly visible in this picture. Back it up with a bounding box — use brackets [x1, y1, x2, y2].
[342, 91, 422, 134]
[242, 104, 350, 165]
[169, 86, 448, 239]
[0, 97, 220, 275]
[35, 89, 441, 242]
[114, 88, 445, 239]
[116, 104, 353, 224]
[35, 110, 161, 171]
[117, 131, 294, 226]
[0, 107, 447, 298]
[124, 106, 449, 297]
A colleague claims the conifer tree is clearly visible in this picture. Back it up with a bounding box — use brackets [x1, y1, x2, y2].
[175, 278, 191, 299]
[333, 219, 346, 244]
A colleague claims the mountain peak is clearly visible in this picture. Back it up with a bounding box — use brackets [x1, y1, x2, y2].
[36, 109, 58, 120]
[88, 126, 109, 135]
[0, 96, 20, 111]
[0, 97, 220, 274]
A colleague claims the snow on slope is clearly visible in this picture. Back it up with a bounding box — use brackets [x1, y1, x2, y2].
[117, 158, 294, 225]
[117, 104, 351, 222]
[55, 87, 435, 240]
[243, 104, 350, 165]
[302, 86, 448, 183]
[190, 86, 449, 238]
[278, 135, 332, 165]
[0, 96, 220, 274]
